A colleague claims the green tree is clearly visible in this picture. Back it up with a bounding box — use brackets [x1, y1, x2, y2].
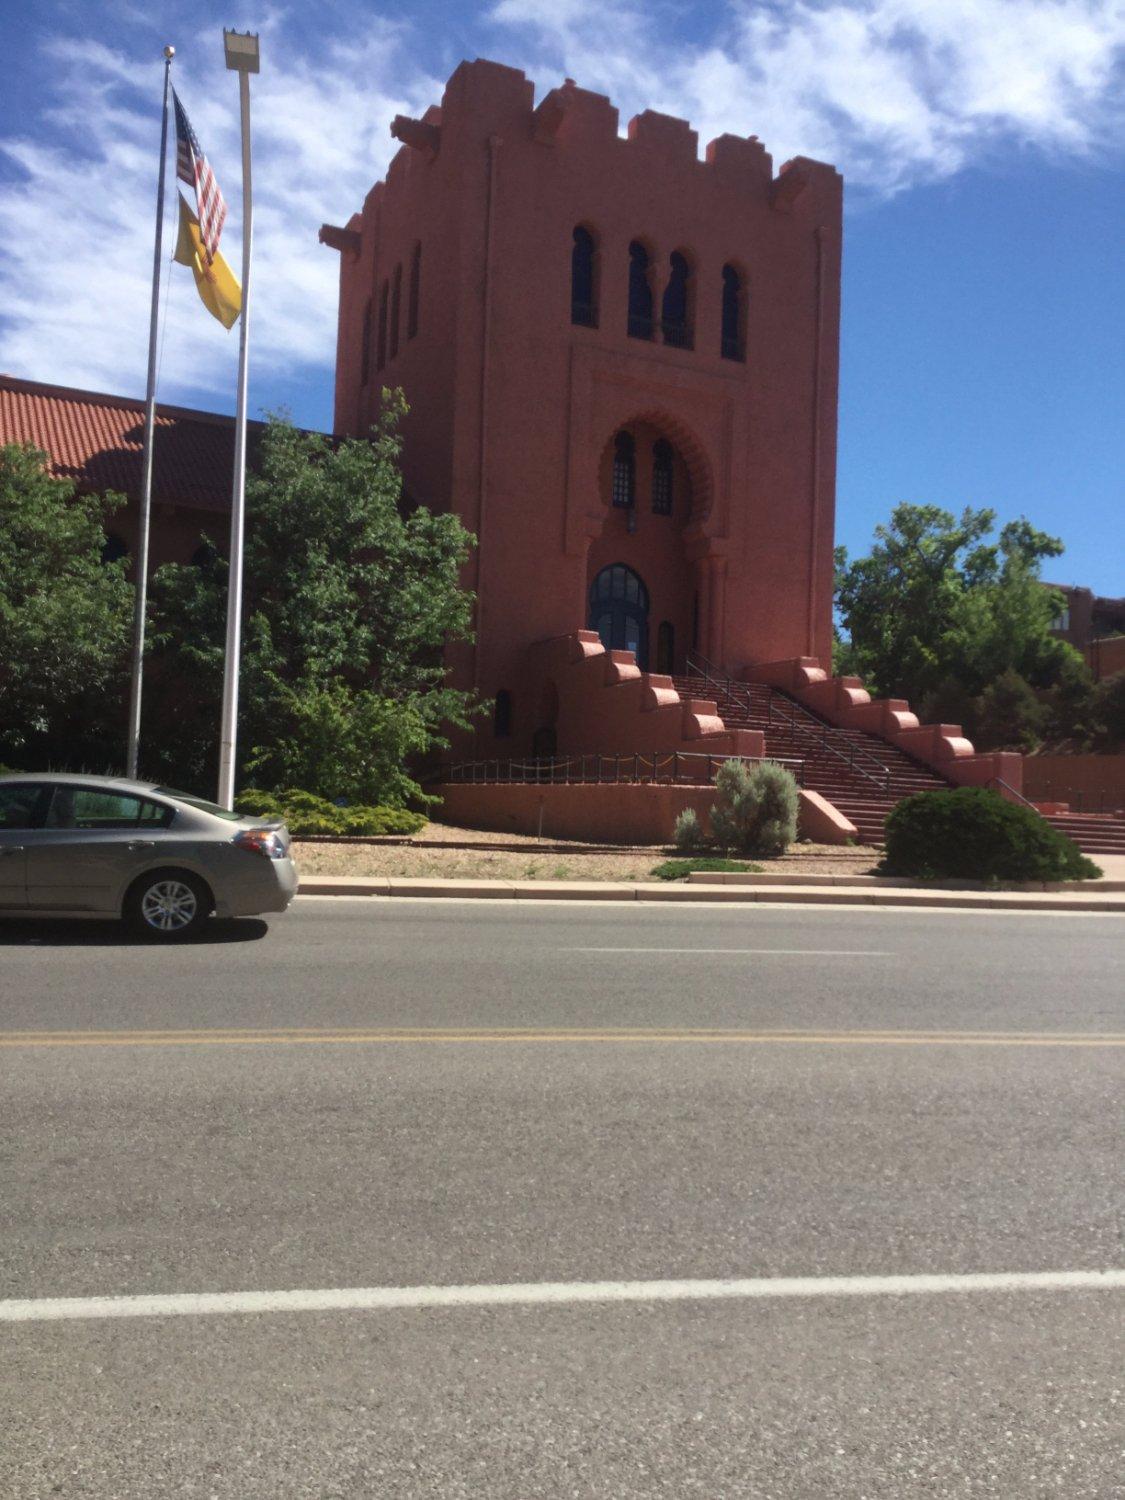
[147, 396, 477, 803]
[836, 504, 1080, 711]
[0, 443, 132, 762]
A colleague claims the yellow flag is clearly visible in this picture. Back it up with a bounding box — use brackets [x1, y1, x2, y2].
[173, 193, 242, 329]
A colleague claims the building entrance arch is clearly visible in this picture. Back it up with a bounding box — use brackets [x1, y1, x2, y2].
[588, 563, 650, 669]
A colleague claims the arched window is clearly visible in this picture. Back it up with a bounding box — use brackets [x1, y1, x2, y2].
[390, 263, 402, 359]
[376, 281, 388, 370]
[661, 251, 691, 348]
[627, 241, 653, 339]
[408, 243, 421, 338]
[493, 689, 513, 739]
[656, 621, 675, 675]
[101, 533, 128, 565]
[721, 264, 744, 361]
[612, 431, 635, 508]
[588, 563, 650, 668]
[652, 439, 674, 515]
[360, 297, 373, 386]
[571, 226, 597, 327]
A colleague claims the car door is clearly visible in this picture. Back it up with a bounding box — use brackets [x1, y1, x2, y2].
[0, 783, 50, 908]
[25, 786, 175, 913]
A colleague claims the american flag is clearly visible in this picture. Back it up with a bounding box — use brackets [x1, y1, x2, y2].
[172, 90, 227, 265]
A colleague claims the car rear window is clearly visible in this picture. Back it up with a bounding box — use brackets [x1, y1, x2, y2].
[153, 787, 245, 821]
[45, 787, 175, 830]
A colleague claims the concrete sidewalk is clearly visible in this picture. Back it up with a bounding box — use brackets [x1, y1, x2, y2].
[297, 874, 1125, 912]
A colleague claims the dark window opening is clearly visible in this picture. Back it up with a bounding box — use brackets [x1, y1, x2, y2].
[588, 563, 650, 669]
[627, 241, 654, 340]
[191, 542, 218, 568]
[652, 439, 674, 515]
[612, 431, 635, 508]
[376, 281, 388, 370]
[408, 243, 421, 339]
[656, 621, 675, 675]
[493, 689, 513, 739]
[101, 533, 128, 565]
[571, 225, 597, 327]
[360, 296, 373, 386]
[721, 264, 744, 361]
[389, 264, 402, 359]
[661, 251, 692, 349]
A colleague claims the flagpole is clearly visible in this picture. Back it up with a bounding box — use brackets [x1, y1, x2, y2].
[217, 30, 260, 809]
[126, 44, 175, 780]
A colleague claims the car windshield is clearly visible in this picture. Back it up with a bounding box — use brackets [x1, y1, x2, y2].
[153, 787, 246, 822]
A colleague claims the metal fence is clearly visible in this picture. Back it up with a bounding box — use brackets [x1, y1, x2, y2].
[441, 751, 806, 788]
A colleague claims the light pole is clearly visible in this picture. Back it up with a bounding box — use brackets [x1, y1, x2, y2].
[217, 28, 259, 809]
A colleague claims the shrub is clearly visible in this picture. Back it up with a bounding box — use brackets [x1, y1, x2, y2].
[880, 787, 1101, 883]
[709, 759, 799, 857]
[672, 807, 704, 851]
[234, 787, 426, 837]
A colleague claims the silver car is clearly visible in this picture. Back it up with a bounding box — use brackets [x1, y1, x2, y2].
[0, 773, 298, 939]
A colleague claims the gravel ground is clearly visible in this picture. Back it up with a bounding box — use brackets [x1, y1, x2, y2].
[291, 825, 881, 882]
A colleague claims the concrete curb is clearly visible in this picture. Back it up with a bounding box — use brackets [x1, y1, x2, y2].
[296, 875, 1125, 912]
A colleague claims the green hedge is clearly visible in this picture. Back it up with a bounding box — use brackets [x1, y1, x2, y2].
[881, 787, 1101, 883]
[234, 787, 426, 837]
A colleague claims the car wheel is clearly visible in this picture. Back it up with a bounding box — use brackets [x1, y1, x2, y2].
[125, 870, 212, 940]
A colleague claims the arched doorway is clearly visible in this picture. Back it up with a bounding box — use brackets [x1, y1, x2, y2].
[589, 563, 650, 668]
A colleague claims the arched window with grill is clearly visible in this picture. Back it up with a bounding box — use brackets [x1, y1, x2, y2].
[389, 263, 402, 359]
[588, 564, 650, 668]
[360, 297, 373, 386]
[721, 264, 744, 361]
[612, 431, 635, 508]
[627, 241, 654, 339]
[408, 243, 421, 339]
[571, 226, 597, 327]
[661, 251, 692, 348]
[652, 439, 674, 515]
[376, 281, 388, 370]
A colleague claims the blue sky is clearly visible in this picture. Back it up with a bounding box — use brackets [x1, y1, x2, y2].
[1, 0, 1122, 592]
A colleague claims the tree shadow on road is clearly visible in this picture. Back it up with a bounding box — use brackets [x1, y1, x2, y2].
[0, 918, 270, 947]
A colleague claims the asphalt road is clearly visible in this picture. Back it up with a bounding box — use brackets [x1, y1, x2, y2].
[2, 898, 1123, 1497]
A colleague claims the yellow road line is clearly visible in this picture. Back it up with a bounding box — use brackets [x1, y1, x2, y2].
[2, 1029, 1124, 1050]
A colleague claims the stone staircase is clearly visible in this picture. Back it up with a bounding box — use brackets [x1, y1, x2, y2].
[673, 672, 948, 845]
[676, 666, 1125, 856]
[1038, 811, 1125, 858]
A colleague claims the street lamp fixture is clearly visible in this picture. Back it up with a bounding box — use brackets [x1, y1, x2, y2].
[223, 29, 259, 73]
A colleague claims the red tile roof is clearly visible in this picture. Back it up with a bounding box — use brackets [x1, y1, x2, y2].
[0, 374, 288, 513]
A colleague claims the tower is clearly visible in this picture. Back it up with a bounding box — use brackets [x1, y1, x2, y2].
[321, 59, 842, 756]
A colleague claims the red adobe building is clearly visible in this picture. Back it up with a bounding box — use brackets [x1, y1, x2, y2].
[320, 59, 842, 762]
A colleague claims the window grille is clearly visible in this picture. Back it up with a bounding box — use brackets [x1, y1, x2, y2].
[612, 431, 635, 508]
[627, 242, 654, 339]
[661, 252, 692, 349]
[571, 226, 597, 327]
[652, 440, 674, 515]
[721, 264, 744, 361]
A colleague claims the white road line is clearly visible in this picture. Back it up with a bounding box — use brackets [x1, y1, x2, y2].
[3, 1270, 1122, 1324]
[567, 948, 892, 956]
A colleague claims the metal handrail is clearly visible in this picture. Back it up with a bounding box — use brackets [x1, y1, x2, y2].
[440, 750, 806, 788]
[987, 776, 1039, 811]
[684, 652, 893, 796]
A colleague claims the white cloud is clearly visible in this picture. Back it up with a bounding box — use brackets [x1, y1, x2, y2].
[0, 13, 442, 415]
[1, 0, 1121, 413]
[490, 0, 1125, 191]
